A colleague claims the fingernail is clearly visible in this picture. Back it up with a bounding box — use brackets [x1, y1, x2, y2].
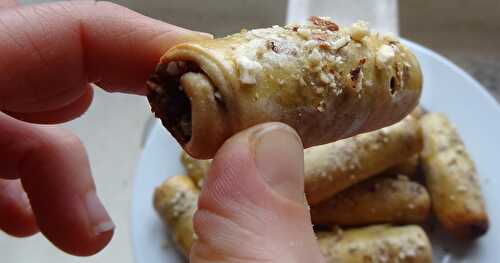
[3, 181, 32, 212]
[84, 192, 115, 236]
[253, 124, 304, 203]
[20, 191, 32, 211]
[193, 31, 214, 39]
[180, 29, 213, 40]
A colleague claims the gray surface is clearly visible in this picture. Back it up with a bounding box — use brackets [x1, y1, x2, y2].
[400, 0, 500, 102]
[116, 0, 287, 37]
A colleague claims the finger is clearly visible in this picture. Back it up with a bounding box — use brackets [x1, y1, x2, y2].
[191, 123, 325, 263]
[0, 179, 38, 237]
[0, 0, 16, 8]
[0, 1, 211, 113]
[4, 85, 94, 124]
[0, 113, 114, 256]
[20, 127, 115, 256]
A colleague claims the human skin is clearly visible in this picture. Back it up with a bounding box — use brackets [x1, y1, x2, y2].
[0, 0, 209, 256]
[0, 1, 326, 262]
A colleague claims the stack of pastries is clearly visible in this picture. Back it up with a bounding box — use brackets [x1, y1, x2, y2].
[149, 18, 489, 262]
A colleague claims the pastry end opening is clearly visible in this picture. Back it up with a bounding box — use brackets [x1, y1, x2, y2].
[147, 61, 200, 145]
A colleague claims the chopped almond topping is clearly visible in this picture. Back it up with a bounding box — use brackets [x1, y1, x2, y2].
[309, 16, 339, 31]
[266, 40, 280, 53]
[350, 58, 366, 82]
[312, 33, 328, 41]
[319, 42, 331, 50]
[349, 21, 369, 41]
[350, 66, 362, 82]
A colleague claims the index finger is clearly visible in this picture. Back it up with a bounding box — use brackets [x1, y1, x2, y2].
[0, 0, 16, 8]
[0, 1, 210, 113]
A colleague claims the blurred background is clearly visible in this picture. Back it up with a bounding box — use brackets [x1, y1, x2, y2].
[2, 0, 499, 262]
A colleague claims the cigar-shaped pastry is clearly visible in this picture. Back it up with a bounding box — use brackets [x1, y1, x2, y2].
[181, 151, 210, 188]
[410, 106, 425, 119]
[179, 116, 422, 204]
[317, 225, 432, 263]
[305, 116, 422, 204]
[147, 18, 423, 158]
[311, 177, 430, 226]
[382, 155, 420, 178]
[420, 113, 489, 238]
[153, 175, 199, 257]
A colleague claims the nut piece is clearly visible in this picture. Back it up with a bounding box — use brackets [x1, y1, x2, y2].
[349, 21, 369, 42]
[309, 16, 339, 31]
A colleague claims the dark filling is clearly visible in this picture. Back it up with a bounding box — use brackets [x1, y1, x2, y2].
[389, 76, 397, 95]
[147, 62, 201, 144]
[464, 221, 489, 238]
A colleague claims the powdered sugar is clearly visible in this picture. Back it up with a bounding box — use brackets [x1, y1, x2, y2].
[376, 44, 396, 67]
[236, 55, 263, 85]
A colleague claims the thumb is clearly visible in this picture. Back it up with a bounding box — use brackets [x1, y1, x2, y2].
[190, 123, 325, 263]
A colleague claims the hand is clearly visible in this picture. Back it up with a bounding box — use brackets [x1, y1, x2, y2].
[190, 123, 326, 263]
[0, 0, 210, 256]
[0, 1, 326, 261]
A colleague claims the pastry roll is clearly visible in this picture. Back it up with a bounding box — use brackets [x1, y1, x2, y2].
[153, 175, 199, 257]
[305, 116, 422, 204]
[147, 17, 423, 158]
[381, 154, 420, 178]
[311, 177, 430, 226]
[181, 151, 211, 188]
[179, 116, 422, 204]
[318, 225, 432, 263]
[410, 106, 425, 119]
[420, 113, 489, 238]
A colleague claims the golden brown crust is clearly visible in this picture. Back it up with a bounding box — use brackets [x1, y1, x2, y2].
[381, 155, 420, 178]
[153, 175, 199, 256]
[180, 151, 211, 188]
[178, 116, 422, 205]
[305, 116, 423, 204]
[317, 225, 432, 263]
[147, 18, 423, 158]
[420, 113, 489, 239]
[410, 106, 425, 119]
[311, 177, 430, 226]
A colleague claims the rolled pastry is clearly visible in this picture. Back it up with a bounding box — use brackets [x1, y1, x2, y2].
[311, 176, 430, 226]
[153, 175, 199, 257]
[180, 115, 422, 204]
[305, 116, 422, 204]
[410, 105, 425, 119]
[381, 154, 420, 178]
[147, 18, 423, 158]
[420, 113, 489, 238]
[181, 151, 210, 188]
[317, 225, 432, 263]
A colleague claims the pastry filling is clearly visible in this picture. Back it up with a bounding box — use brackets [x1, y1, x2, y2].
[147, 61, 198, 144]
[147, 61, 224, 145]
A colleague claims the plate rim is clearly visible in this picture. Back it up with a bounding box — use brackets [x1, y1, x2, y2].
[401, 39, 499, 112]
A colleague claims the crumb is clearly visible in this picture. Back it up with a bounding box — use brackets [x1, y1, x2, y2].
[236, 56, 263, 85]
[308, 49, 322, 65]
[376, 44, 395, 67]
[331, 36, 351, 50]
[349, 20, 369, 41]
[309, 16, 339, 31]
[166, 61, 180, 76]
[297, 27, 312, 39]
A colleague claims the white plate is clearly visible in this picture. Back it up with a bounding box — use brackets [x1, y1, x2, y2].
[131, 40, 500, 263]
